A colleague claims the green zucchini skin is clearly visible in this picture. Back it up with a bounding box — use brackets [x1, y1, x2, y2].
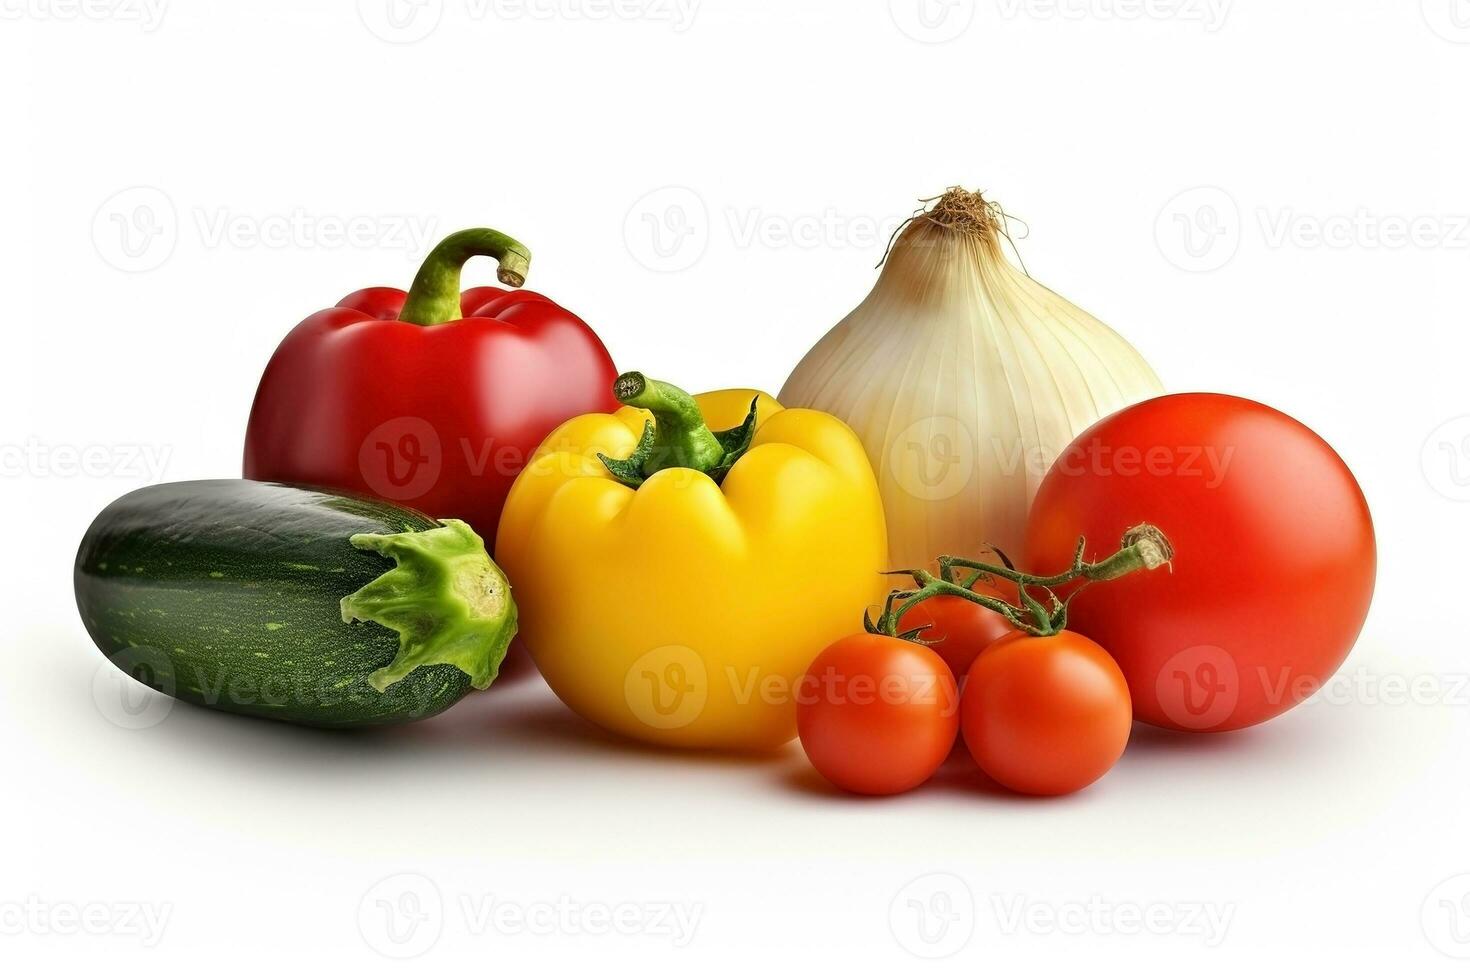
[75, 480, 478, 727]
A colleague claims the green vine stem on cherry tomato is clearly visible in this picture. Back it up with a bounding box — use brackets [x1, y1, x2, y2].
[397, 227, 533, 326]
[869, 524, 1174, 640]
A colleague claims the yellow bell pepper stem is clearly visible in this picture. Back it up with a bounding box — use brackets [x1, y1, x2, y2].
[599, 372, 761, 488]
[613, 372, 725, 477]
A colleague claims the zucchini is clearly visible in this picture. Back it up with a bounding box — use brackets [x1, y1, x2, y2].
[74, 480, 516, 727]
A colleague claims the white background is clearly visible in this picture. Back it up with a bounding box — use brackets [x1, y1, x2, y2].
[4, 0, 1469, 975]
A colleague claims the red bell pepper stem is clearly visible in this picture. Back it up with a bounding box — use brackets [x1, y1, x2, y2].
[398, 228, 532, 326]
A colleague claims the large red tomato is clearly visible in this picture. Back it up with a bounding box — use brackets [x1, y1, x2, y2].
[1024, 393, 1375, 732]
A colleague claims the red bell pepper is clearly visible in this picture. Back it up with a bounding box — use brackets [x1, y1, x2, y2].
[243, 227, 618, 541]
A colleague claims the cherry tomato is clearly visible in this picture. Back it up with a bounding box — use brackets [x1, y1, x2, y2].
[1024, 393, 1375, 732]
[797, 634, 959, 795]
[961, 631, 1132, 796]
[897, 581, 1017, 679]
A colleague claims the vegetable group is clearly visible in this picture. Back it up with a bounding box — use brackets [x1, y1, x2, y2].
[73, 190, 1377, 802]
[244, 227, 618, 542]
[495, 373, 887, 750]
[75, 480, 516, 727]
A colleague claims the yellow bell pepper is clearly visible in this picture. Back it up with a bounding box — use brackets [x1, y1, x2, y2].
[495, 373, 887, 750]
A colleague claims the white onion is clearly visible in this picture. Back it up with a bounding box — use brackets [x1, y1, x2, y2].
[780, 188, 1163, 567]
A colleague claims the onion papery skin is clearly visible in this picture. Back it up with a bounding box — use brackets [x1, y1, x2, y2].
[780, 196, 1164, 567]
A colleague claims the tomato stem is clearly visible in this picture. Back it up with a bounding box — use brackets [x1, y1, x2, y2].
[872, 524, 1173, 639]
